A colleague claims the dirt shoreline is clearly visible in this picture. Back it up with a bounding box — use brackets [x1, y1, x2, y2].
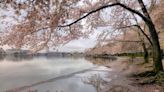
[103, 57, 164, 92]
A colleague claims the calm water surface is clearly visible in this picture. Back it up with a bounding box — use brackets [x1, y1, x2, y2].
[0, 57, 111, 92]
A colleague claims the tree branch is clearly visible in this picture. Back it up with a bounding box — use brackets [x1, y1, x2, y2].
[105, 39, 142, 43]
[116, 25, 153, 46]
[58, 2, 148, 27]
[134, 25, 153, 46]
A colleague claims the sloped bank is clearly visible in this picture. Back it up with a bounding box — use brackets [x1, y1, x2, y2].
[87, 57, 164, 92]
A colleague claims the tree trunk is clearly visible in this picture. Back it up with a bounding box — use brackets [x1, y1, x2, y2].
[142, 41, 149, 63]
[147, 23, 163, 72]
[138, 0, 163, 72]
[136, 25, 149, 63]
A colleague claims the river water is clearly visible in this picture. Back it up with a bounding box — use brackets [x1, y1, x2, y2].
[0, 57, 111, 92]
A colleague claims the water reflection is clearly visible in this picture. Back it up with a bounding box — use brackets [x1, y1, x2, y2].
[85, 56, 117, 66]
[0, 56, 114, 92]
[0, 54, 5, 61]
[0, 57, 94, 92]
[0, 54, 33, 62]
[21, 66, 111, 92]
[0, 54, 84, 62]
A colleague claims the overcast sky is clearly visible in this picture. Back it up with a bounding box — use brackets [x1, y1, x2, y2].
[0, 0, 152, 52]
[0, 3, 107, 52]
[57, 31, 99, 52]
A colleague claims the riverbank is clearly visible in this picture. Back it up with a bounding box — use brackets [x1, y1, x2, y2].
[99, 57, 164, 92]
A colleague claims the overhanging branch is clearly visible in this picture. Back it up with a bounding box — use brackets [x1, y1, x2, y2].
[105, 39, 142, 43]
[58, 2, 148, 27]
[134, 25, 153, 46]
[116, 25, 153, 46]
[57, 2, 153, 46]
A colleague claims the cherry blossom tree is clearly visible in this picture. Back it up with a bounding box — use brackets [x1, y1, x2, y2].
[0, 0, 163, 72]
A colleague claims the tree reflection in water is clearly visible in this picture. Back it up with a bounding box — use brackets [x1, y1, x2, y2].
[85, 57, 117, 66]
